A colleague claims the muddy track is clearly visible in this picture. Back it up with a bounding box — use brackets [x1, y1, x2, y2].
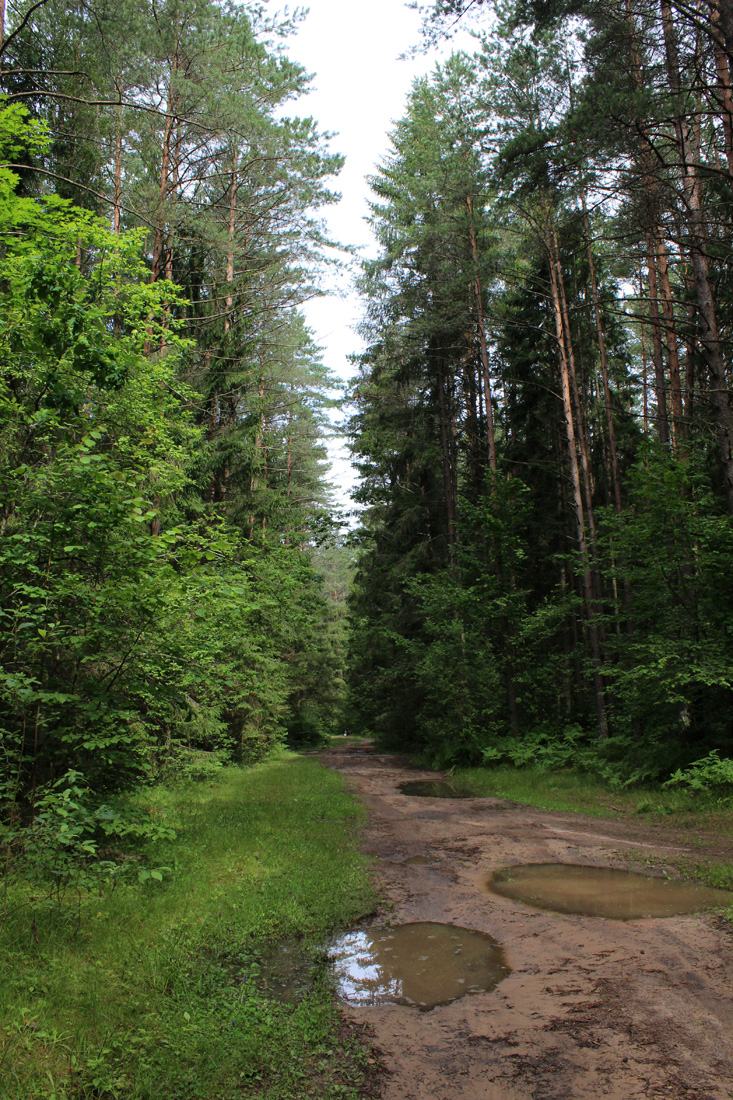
[320, 739, 733, 1100]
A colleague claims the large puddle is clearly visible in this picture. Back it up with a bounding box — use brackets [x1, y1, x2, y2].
[489, 863, 733, 919]
[399, 779, 476, 798]
[328, 922, 510, 1010]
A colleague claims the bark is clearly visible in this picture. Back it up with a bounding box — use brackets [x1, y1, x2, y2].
[551, 227, 599, 559]
[151, 33, 179, 284]
[626, 2, 671, 445]
[645, 234, 671, 443]
[285, 388, 293, 546]
[261, 442, 268, 546]
[547, 230, 609, 740]
[581, 195, 622, 513]
[660, 0, 733, 511]
[683, 295, 697, 421]
[224, 156, 237, 334]
[249, 372, 266, 541]
[435, 352, 457, 548]
[639, 273, 650, 434]
[653, 235, 685, 446]
[466, 194, 497, 472]
[460, 335, 482, 500]
[112, 105, 123, 237]
[710, 1, 733, 174]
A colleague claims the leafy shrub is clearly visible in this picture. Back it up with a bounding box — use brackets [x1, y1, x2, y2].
[664, 750, 733, 800]
[480, 725, 589, 772]
[16, 771, 176, 910]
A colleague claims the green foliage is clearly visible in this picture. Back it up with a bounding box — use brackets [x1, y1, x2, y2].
[449, 761, 711, 819]
[17, 771, 175, 908]
[665, 751, 733, 801]
[0, 758, 376, 1099]
[598, 444, 733, 768]
[347, 4, 733, 788]
[0, 102, 347, 822]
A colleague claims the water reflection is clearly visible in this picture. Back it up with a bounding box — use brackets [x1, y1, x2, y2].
[328, 922, 510, 1010]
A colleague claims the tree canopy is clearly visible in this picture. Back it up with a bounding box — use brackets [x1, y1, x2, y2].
[347, 0, 733, 783]
[0, 0, 349, 847]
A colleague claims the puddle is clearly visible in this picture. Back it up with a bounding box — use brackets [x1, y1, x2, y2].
[404, 854, 441, 866]
[489, 863, 733, 919]
[399, 779, 477, 798]
[249, 940, 326, 1003]
[328, 922, 510, 1010]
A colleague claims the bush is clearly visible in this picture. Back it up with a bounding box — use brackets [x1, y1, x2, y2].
[664, 750, 733, 801]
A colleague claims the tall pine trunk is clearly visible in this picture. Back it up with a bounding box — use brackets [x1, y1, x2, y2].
[660, 0, 733, 510]
[547, 220, 609, 740]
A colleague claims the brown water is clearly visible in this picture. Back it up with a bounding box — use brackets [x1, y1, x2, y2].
[489, 863, 733, 919]
[250, 940, 323, 1002]
[328, 922, 510, 1010]
[399, 779, 476, 798]
[404, 854, 441, 865]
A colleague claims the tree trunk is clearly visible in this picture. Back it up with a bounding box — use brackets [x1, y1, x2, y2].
[112, 105, 123, 236]
[551, 226, 600, 563]
[435, 352, 457, 548]
[652, 235, 685, 447]
[645, 234, 671, 444]
[548, 230, 609, 740]
[151, 33, 179, 284]
[581, 194, 622, 513]
[466, 194, 497, 472]
[224, 156, 237, 333]
[626, 2, 671, 445]
[710, 1, 733, 174]
[660, 0, 733, 511]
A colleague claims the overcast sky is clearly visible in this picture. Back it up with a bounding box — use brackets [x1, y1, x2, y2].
[283, 0, 475, 511]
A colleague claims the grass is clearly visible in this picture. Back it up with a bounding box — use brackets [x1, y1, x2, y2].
[448, 763, 733, 828]
[0, 754, 377, 1100]
[448, 764, 733, 914]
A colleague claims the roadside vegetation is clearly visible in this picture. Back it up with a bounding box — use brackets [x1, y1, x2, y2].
[446, 763, 733, 900]
[0, 756, 377, 1100]
[449, 763, 733, 825]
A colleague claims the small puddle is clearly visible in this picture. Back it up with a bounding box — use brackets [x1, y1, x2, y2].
[328, 922, 510, 1010]
[399, 779, 476, 798]
[489, 863, 733, 919]
[249, 940, 326, 1003]
[404, 854, 441, 866]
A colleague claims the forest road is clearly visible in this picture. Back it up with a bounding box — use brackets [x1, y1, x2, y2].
[319, 738, 733, 1100]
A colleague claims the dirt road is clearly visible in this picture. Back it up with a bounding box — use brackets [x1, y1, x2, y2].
[320, 739, 733, 1100]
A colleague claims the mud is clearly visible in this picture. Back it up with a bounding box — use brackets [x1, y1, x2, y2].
[399, 779, 477, 798]
[320, 738, 733, 1100]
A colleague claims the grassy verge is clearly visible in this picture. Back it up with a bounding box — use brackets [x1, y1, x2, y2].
[0, 754, 377, 1099]
[449, 764, 733, 900]
[449, 764, 733, 825]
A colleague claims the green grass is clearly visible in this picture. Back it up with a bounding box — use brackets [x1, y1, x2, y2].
[450, 764, 733, 917]
[0, 754, 377, 1099]
[449, 764, 733, 830]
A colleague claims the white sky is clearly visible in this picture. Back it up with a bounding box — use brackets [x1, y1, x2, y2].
[283, 0, 475, 514]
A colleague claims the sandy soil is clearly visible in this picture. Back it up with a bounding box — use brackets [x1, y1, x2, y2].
[320, 739, 733, 1100]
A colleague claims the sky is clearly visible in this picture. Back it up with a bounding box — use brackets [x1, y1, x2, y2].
[283, 0, 475, 513]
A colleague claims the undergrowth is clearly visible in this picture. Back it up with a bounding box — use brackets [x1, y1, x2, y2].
[449, 763, 733, 825]
[0, 754, 376, 1099]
